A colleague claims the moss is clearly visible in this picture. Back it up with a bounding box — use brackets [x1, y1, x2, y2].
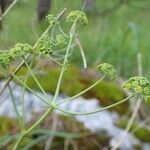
[93, 80, 128, 114]
[115, 119, 150, 142]
[0, 116, 17, 136]
[61, 67, 86, 96]
[0, 68, 7, 80]
[95, 81, 125, 101]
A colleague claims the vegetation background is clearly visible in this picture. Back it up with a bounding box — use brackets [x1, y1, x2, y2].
[1, 0, 149, 78]
[0, 0, 150, 149]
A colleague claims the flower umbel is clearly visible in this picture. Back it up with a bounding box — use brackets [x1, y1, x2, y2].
[123, 76, 150, 103]
[46, 14, 59, 26]
[0, 43, 33, 67]
[11, 43, 33, 58]
[36, 35, 54, 55]
[0, 50, 12, 67]
[67, 10, 88, 25]
[97, 63, 117, 80]
[55, 34, 67, 47]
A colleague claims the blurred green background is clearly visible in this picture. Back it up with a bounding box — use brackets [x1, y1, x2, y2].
[0, 0, 149, 78]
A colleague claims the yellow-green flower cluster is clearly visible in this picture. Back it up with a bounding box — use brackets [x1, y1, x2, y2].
[46, 14, 59, 26]
[36, 35, 54, 55]
[10, 43, 33, 58]
[55, 34, 67, 47]
[123, 76, 150, 103]
[97, 63, 117, 80]
[0, 50, 12, 67]
[0, 43, 33, 67]
[36, 34, 67, 55]
[67, 10, 88, 25]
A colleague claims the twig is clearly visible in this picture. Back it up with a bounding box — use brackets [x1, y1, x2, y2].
[111, 97, 142, 150]
[131, 116, 150, 134]
[75, 34, 87, 68]
[44, 114, 58, 150]
[0, 0, 18, 21]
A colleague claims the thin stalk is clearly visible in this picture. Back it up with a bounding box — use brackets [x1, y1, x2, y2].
[44, 114, 58, 150]
[13, 134, 24, 150]
[25, 107, 54, 135]
[52, 22, 77, 103]
[21, 58, 35, 126]
[0, 0, 18, 21]
[112, 50, 143, 149]
[49, 55, 63, 66]
[112, 96, 141, 150]
[57, 76, 105, 105]
[131, 116, 150, 134]
[13, 107, 54, 150]
[57, 95, 134, 115]
[137, 52, 142, 76]
[21, 68, 30, 128]
[7, 69, 50, 105]
[8, 85, 24, 130]
[23, 59, 49, 99]
[75, 34, 87, 68]
[82, 0, 87, 11]
[58, 26, 69, 37]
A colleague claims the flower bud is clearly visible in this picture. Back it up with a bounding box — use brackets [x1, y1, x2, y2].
[55, 34, 67, 46]
[97, 63, 117, 80]
[123, 76, 150, 102]
[12, 43, 33, 58]
[134, 85, 142, 94]
[0, 50, 12, 67]
[143, 87, 150, 95]
[36, 35, 54, 55]
[46, 14, 58, 26]
[67, 10, 88, 25]
[144, 95, 150, 103]
[123, 82, 132, 90]
[132, 81, 139, 87]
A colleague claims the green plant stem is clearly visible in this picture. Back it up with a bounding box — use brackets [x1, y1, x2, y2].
[21, 69, 29, 129]
[52, 22, 77, 103]
[58, 26, 69, 37]
[57, 95, 134, 115]
[57, 75, 105, 105]
[26, 108, 54, 135]
[111, 96, 141, 150]
[21, 56, 36, 127]
[49, 55, 63, 66]
[75, 34, 87, 68]
[7, 69, 49, 105]
[13, 107, 54, 150]
[13, 134, 24, 150]
[8, 85, 24, 130]
[23, 59, 49, 99]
